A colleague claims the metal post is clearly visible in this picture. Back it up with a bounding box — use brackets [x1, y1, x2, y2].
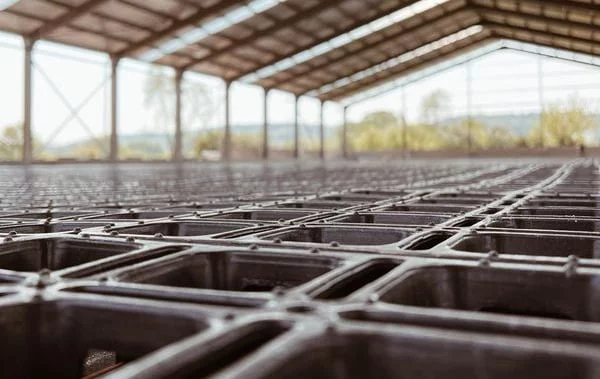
[466, 60, 473, 155]
[262, 88, 269, 160]
[538, 55, 544, 149]
[109, 56, 120, 162]
[173, 70, 184, 162]
[293, 95, 299, 159]
[401, 85, 408, 158]
[342, 105, 348, 159]
[23, 38, 35, 164]
[319, 100, 325, 160]
[223, 81, 232, 161]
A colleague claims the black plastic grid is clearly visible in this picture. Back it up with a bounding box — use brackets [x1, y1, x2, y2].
[0, 161, 600, 378]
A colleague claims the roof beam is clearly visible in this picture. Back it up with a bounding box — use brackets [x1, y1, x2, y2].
[483, 21, 600, 51]
[489, 33, 600, 67]
[475, 5, 600, 35]
[322, 29, 493, 101]
[269, 5, 473, 90]
[116, 0, 242, 57]
[182, 0, 347, 70]
[229, 0, 424, 82]
[489, 26, 600, 57]
[476, 0, 600, 15]
[29, 0, 111, 40]
[295, 20, 482, 96]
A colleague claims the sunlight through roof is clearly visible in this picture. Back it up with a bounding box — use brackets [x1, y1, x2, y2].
[311, 25, 483, 97]
[239, 0, 451, 83]
[139, 0, 288, 62]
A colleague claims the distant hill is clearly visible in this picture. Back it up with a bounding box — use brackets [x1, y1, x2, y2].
[445, 113, 600, 136]
[45, 112, 600, 155]
[45, 123, 337, 156]
[468, 113, 541, 136]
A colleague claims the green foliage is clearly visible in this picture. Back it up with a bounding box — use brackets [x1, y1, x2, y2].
[70, 137, 108, 160]
[405, 124, 442, 151]
[120, 140, 168, 160]
[194, 130, 222, 156]
[345, 91, 598, 153]
[0, 124, 23, 160]
[441, 120, 496, 150]
[192, 130, 264, 159]
[347, 111, 535, 152]
[530, 97, 597, 147]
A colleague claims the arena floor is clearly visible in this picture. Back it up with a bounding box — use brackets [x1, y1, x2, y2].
[1, 158, 599, 378]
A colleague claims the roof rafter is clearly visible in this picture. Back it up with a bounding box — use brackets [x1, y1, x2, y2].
[268, 5, 474, 90]
[182, 0, 348, 71]
[484, 22, 600, 52]
[479, 0, 600, 15]
[29, 0, 111, 40]
[314, 10, 600, 102]
[488, 33, 600, 68]
[229, 0, 424, 82]
[294, 22, 483, 96]
[476, 5, 600, 35]
[116, 0, 242, 57]
[321, 28, 493, 101]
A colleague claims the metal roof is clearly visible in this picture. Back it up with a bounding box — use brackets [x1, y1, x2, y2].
[1, 0, 600, 102]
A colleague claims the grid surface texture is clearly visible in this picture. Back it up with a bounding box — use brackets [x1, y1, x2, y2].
[0, 159, 600, 378]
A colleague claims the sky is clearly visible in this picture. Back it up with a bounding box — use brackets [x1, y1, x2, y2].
[1, 30, 600, 151]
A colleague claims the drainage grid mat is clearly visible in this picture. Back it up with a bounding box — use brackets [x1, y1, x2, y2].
[2, 160, 600, 378]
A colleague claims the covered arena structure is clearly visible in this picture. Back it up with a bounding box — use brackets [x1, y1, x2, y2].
[0, 0, 599, 162]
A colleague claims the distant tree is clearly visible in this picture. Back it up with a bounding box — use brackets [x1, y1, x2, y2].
[194, 130, 222, 157]
[0, 124, 23, 160]
[144, 68, 220, 159]
[530, 96, 597, 147]
[441, 120, 498, 150]
[486, 126, 519, 149]
[353, 124, 387, 151]
[144, 69, 174, 136]
[232, 133, 262, 157]
[361, 111, 398, 128]
[120, 140, 167, 159]
[71, 137, 109, 160]
[346, 111, 400, 151]
[338, 93, 599, 154]
[406, 123, 444, 151]
[0, 124, 52, 160]
[420, 89, 451, 125]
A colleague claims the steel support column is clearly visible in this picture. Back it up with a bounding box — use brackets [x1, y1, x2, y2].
[319, 100, 325, 160]
[262, 88, 269, 160]
[223, 81, 232, 161]
[293, 95, 299, 159]
[109, 56, 119, 162]
[342, 105, 348, 159]
[173, 70, 184, 162]
[466, 60, 473, 155]
[401, 85, 408, 158]
[23, 38, 35, 164]
[538, 56, 544, 149]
